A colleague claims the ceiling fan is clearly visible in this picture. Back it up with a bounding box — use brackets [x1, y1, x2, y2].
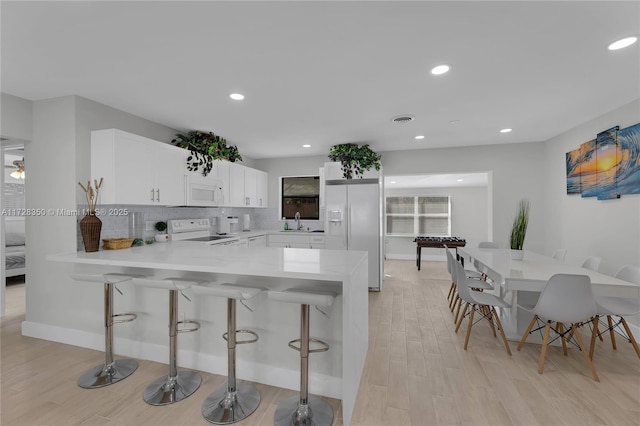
[5, 158, 25, 179]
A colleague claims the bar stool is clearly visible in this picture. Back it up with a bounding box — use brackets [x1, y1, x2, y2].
[71, 273, 139, 388]
[192, 283, 264, 424]
[268, 288, 337, 426]
[132, 277, 202, 405]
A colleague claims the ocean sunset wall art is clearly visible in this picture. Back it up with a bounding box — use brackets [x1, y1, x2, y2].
[566, 123, 640, 199]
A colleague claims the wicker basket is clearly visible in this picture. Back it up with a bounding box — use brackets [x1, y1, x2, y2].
[102, 238, 134, 250]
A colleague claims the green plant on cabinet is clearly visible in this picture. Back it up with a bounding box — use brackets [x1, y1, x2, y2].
[172, 130, 242, 177]
[328, 143, 381, 179]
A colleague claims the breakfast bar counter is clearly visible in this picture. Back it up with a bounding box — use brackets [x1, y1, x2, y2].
[46, 242, 369, 425]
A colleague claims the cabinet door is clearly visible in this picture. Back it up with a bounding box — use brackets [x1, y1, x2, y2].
[228, 163, 245, 206]
[256, 170, 268, 208]
[154, 144, 186, 205]
[112, 134, 155, 205]
[213, 160, 231, 206]
[248, 235, 266, 247]
[244, 167, 257, 206]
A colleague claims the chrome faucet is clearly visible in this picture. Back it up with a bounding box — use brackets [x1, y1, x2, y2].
[295, 211, 303, 230]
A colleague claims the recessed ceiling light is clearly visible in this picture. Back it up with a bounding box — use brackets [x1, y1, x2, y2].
[449, 120, 460, 125]
[500, 128, 512, 133]
[608, 36, 638, 50]
[302, 144, 311, 148]
[431, 65, 450, 75]
[229, 93, 244, 100]
[415, 135, 425, 140]
[457, 178, 464, 182]
[390, 181, 396, 184]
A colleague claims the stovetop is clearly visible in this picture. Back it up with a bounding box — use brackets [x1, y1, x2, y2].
[184, 235, 234, 242]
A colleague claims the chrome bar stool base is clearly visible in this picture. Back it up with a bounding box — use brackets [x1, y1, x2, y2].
[274, 394, 334, 426]
[143, 370, 202, 406]
[202, 383, 261, 424]
[78, 358, 138, 389]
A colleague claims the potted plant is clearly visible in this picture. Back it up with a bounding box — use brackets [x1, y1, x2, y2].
[509, 199, 530, 260]
[154, 221, 169, 242]
[172, 130, 242, 177]
[328, 143, 381, 179]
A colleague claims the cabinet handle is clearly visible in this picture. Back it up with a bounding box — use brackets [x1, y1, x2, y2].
[151, 188, 155, 202]
[156, 188, 160, 202]
[245, 197, 250, 205]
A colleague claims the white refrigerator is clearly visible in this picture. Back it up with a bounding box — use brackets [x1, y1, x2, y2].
[324, 178, 384, 291]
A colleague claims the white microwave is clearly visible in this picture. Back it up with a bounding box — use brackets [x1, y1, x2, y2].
[185, 175, 223, 206]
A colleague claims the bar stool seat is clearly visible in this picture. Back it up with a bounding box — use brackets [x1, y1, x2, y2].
[268, 287, 337, 426]
[192, 283, 264, 425]
[132, 277, 202, 405]
[71, 273, 140, 389]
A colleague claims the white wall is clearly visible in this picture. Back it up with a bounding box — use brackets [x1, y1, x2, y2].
[542, 99, 640, 275]
[384, 186, 489, 260]
[1, 93, 32, 317]
[25, 95, 178, 328]
[256, 142, 547, 253]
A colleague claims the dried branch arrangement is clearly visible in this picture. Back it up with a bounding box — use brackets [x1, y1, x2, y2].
[78, 178, 103, 213]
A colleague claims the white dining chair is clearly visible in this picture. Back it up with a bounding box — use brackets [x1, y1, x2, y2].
[589, 265, 640, 359]
[516, 273, 599, 381]
[444, 245, 485, 311]
[582, 256, 602, 272]
[450, 257, 511, 355]
[552, 248, 567, 261]
[445, 248, 493, 325]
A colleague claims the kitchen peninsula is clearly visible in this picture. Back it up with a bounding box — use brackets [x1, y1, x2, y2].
[45, 242, 368, 425]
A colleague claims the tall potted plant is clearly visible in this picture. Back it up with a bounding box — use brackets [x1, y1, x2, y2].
[328, 143, 381, 179]
[509, 199, 530, 260]
[172, 130, 242, 177]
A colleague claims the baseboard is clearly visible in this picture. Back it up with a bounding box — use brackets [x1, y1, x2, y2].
[21, 320, 342, 399]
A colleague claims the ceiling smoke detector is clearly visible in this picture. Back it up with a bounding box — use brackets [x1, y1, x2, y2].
[391, 115, 415, 124]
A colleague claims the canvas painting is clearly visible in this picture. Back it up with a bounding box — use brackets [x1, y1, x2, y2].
[615, 122, 640, 195]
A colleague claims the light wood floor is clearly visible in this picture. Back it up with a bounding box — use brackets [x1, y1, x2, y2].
[3, 261, 640, 425]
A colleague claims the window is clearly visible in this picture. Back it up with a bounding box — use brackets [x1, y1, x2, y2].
[386, 196, 450, 236]
[280, 176, 320, 220]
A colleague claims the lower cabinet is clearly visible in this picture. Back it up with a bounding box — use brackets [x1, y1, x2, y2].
[267, 234, 324, 249]
[247, 235, 267, 247]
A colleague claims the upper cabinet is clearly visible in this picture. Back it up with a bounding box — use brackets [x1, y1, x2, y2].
[91, 129, 267, 207]
[91, 129, 185, 206]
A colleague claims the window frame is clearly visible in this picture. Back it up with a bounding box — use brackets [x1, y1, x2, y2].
[385, 195, 451, 236]
[279, 175, 321, 221]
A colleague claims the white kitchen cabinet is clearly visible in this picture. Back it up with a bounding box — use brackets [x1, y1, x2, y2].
[91, 129, 185, 205]
[255, 169, 268, 208]
[228, 162, 245, 206]
[244, 166, 257, 206]
[267, 234, 324, 249]
[212, 160, 231, 206]
[247, 235, 267, 247]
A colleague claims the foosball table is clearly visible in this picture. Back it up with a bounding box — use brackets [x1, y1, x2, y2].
[413, 236, 466, 270]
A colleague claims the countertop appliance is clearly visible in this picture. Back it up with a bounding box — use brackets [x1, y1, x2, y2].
[218, 216, 239, 235]
[323, 168, 384, 291]
[168, 218, 235, 244]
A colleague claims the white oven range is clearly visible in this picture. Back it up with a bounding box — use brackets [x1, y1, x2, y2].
[168, 218, 243, 246]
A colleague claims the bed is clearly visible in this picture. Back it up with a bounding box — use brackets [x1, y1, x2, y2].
[5, 217, 25, 277]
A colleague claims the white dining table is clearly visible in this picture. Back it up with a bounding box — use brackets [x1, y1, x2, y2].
[456, 247, 640, 341]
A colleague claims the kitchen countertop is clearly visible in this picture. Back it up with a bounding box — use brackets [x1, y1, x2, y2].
[45, 243, 367, 425]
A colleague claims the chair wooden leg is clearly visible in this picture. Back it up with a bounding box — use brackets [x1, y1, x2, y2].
[557, 322, 568, 356]
[517, 314, 538, 351]
[538, 321, 551, 374]
[607, 315, 617, 349]
[486, 306, 497, 337]
[455, 303, 469, 333]
[463, 305, 476, 350]
[620, 317, 640, 358]
[492, 307, 512, 356]
[454, 296, 463, 324]
[589, 316, 598, 360]
[572, 323, 600, 382]
[447, 282, 455, 303]
[596, 317, 603, 342]
[449, 286, 457, 311]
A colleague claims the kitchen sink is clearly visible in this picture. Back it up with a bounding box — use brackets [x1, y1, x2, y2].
[279, 229, 324, 233]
